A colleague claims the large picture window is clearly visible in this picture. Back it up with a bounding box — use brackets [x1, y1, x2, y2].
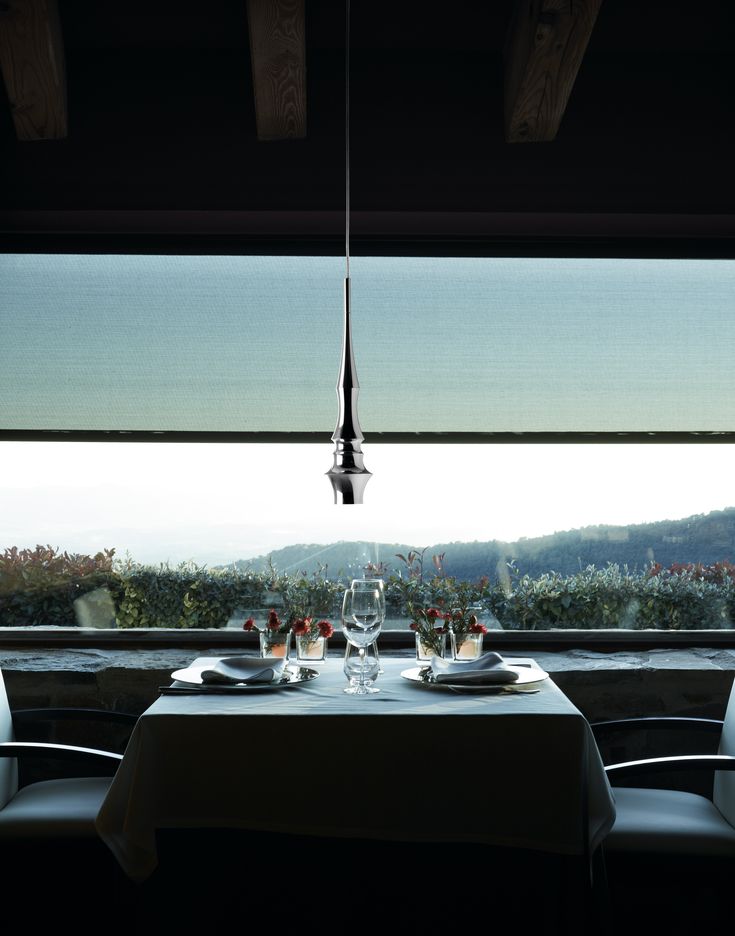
[1, 255, 733, 634]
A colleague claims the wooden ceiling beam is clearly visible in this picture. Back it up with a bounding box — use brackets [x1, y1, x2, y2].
[246, 0, 306, 141]
[504, 0, 602, 143]
[0, 0, 67, 140]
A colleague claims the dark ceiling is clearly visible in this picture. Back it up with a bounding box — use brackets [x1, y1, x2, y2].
[1, 0, 734, 248]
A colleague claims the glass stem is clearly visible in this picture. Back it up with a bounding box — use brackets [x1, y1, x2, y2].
[358, 646, 366, 687]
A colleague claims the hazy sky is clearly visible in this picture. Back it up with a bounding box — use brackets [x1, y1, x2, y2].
[0, 442, 732, 567]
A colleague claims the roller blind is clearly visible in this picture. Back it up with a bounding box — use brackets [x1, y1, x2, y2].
[1, 254, 733, 433]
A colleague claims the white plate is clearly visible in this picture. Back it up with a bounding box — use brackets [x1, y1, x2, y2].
[401, 664, 549, 692]
[170, 662, 319, 691]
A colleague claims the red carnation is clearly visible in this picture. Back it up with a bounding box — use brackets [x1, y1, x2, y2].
[443, 613, 452, 622]
[409, 622, 418, 631]
[243, 617, 256, 632]
[267, 609, 281, 630]
[317, 620, 334, 639]
[292, 618, 310, 636]
[469, 622, 488, 635]
[426, 608, 440, 620]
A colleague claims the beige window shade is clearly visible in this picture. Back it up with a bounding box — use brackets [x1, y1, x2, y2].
[1, 254, 733, 433]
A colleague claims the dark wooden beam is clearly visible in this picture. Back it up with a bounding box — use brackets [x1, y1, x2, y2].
[246, 0, 306, 141]
[0, 0, 67, 140]
[504, 0, 602, 143]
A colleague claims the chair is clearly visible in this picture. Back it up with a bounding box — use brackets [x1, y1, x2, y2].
[0, 666, 137, 841]
[0, 661, 141, 925]
[591, 676, 735, 927]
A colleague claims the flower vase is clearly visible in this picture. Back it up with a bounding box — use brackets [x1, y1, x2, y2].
[451, 631, 484, 660]
[415, 632, 446, 662]
[295, 634, 327, 662]
[259, 631, 292, 660]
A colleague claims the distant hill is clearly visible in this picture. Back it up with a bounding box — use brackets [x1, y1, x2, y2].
[226, 508, 735, 582]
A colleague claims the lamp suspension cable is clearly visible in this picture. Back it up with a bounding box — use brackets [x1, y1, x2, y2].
[326, 0, 372, 505]
[345, 0, 350, 282]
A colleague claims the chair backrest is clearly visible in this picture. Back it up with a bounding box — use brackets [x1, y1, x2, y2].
[0, 668, 18, 809]
[713, 675, 735, 828]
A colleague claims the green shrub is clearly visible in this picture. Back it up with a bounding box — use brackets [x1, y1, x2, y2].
[0, 545, 117, 626]
[266, 564, 343, 621]
[498, 563, 734, 630]
[114, 560, 268, 629]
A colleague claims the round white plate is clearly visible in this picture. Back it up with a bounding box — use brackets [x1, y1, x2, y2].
[170, 662, 319, 690]
[401, 664, 549, 692]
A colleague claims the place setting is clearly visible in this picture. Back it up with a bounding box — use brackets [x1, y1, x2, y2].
[160, 656, 320, 695]
[402, 651, 549, 694]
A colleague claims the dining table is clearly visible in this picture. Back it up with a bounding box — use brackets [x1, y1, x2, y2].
[95, 654, 616, 884]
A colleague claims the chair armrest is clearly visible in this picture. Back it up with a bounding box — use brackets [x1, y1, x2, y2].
[0, 741, 123, 769]
[591, 717, 723, 734]
[606, 754, 735, 781]
[12, 708, 137, 727]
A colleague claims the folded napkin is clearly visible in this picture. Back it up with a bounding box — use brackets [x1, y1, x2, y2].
[430, 651, 519, 685]
[200, 656, 286, 685]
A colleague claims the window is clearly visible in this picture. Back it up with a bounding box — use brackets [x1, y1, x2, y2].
[1, 254, 733, 634]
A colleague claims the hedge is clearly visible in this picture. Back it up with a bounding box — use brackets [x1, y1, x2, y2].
[1, 547, 734, 630]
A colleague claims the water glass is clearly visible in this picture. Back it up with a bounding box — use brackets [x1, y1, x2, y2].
[343, 641, 380, 694]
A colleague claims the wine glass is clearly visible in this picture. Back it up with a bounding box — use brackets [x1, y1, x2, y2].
[351, 578, 385, 673]
[341, 586, 382, 694]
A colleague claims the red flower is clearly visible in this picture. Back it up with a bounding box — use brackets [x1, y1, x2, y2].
[267, 609, 281, 630]
[469, 622, 488, 634]
[292, 618, 310, 636]
[443, 613, 452, 622]
[425, 607, 441, 620]
[243, 617, 256, 632]
[317, 620, 334, 639]
[409, 622, 418, 631]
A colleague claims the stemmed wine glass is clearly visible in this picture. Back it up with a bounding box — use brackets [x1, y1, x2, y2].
[342, 585, 382, 694]
[351, 578, 385, 673]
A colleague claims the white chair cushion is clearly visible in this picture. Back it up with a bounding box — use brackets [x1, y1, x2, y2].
[0, 777, 112, 838]
[606, 786, 735, 856]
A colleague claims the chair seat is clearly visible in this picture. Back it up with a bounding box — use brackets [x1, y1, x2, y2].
[0, 777, 112, 838]
[606, 786, 735, 856]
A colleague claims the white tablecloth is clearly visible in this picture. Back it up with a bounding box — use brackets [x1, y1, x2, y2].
[96, 656, 615, 881]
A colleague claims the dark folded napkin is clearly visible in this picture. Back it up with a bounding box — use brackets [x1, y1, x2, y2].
[199, 656, 286, 685]
[430, 651, 519, 685]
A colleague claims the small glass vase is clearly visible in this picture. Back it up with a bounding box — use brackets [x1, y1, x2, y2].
[295, 634, 327, 662]
[259, 630, 292, 660]
[415, 632, 446, 662]
[451, 631, 484, 660]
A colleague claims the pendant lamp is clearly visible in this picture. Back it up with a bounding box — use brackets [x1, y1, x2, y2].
[326, 0, 371, 505]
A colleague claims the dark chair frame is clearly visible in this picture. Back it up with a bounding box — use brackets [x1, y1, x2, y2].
[591, 716, 735, 780]
[0, 707, 137, 772]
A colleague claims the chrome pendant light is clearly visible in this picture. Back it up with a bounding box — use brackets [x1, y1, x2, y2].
[327, 0, 371, 505]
